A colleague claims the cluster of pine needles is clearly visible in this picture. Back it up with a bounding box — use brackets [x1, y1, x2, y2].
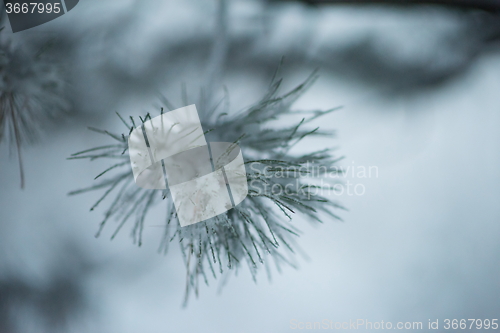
[69, 71, 345, 305]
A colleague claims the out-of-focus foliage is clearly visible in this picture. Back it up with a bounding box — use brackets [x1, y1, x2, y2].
[0, 27, 68, 188]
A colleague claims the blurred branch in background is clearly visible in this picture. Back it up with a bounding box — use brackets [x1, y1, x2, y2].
[71, 1, 500, 110]
[269, 0, 500, 12]
[0, 244, 95, 333]
[0, 22, 69, 188]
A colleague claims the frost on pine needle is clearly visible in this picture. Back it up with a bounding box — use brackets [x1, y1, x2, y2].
[0, 27, 68, 188]
[69, 71, 345, 305]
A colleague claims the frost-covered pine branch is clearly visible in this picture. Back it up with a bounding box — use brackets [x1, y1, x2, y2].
[69, 69, 345, 305]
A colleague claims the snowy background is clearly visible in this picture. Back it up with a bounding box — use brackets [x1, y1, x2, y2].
[1, 0, 500, 332]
